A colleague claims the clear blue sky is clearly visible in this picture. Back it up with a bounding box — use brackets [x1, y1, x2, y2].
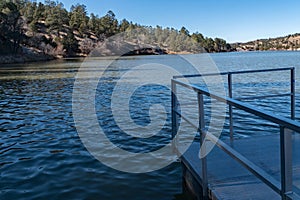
[42, 0, 300, 43]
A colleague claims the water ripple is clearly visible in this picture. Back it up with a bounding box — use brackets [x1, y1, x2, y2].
[1, 53, 300, 199]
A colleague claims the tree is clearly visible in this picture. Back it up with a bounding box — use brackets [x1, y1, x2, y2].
[88, 13, 97, 32]
[119, 19, 130, 32]
[203, 37, 215, 52]
[21, 1, 36, 23]
[191, 32, 204, 43]
[9, 0, 26, 10]
[29, 19, 38, 33]
[99, 10, 119, 37]
[226, 43, 232, 51]
[62, 30, 80, 56]
[45, 2, 69, 34]
[180, 26, 189, 36]
[0, 2, 25, 54]
[69, 4, 88, 35]
[33, 2, 45, 21]
[214, 38, 227, 52]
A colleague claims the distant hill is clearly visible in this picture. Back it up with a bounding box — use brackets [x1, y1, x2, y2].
[231, 33, 300, 51]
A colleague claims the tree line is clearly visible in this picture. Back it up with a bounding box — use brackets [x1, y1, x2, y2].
[0, 0, 234, 57]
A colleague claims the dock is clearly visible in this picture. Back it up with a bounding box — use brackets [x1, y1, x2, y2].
[171, 68, 300, 199]
[181, 135, 300, 199]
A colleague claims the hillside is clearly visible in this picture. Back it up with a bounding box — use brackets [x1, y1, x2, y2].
[232, 33, 300, 51]
[0, 1, 234, 64]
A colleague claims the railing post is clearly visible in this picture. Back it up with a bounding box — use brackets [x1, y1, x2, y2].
[228, 73, 234, 141]
[171, 79, 178, 151]
[197, 92, 208, 199]
[290, 68, 295, 120]
[280, 126, 293, 200]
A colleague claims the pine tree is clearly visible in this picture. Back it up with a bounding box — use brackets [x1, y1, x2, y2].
[0, 2, 25, 54]
[69, 4, 88, 35]
[99, 10, 118, 37]
[45, 3, 68, 35]
[62, 30, 80, 56]
[119, 19, 130, 32]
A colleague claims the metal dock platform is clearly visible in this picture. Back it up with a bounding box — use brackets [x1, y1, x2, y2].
[171, 68, 300, 199]
[182, 135, 300, 199]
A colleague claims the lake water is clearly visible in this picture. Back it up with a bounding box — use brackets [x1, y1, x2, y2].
[1, 51, 300, 199]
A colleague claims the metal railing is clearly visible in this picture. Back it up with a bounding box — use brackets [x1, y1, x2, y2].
[173, 67, 295, 141]
[171, 67, 298, 200]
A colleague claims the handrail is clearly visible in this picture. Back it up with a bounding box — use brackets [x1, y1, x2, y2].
[174, 67, 295, 140]
[173, 67, 294, 79]
[171, 68, 297, 200]
[172, 78, 300, 133]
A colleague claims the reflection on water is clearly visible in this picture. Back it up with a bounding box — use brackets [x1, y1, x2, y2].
[1, 52, 300, 199]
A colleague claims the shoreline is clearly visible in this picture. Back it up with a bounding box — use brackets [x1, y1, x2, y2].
[0, 53, 55, 65]
[1, 49, 300, 65]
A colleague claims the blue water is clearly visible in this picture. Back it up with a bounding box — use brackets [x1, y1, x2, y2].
[1, 51, 300, 199]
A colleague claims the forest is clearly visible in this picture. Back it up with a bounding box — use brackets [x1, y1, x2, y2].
[0, 0, 234, 58]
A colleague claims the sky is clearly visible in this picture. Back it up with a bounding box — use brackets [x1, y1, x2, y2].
[41, 0, 300, 43]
